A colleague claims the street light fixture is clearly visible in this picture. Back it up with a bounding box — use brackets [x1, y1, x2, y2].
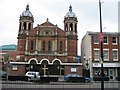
[84, 55, 90, 78]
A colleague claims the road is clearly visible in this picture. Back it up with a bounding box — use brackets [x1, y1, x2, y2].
[1, 81, 120, 90]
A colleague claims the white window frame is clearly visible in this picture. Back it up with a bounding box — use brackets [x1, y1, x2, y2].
[71, 68, 77, 72]
[113, 49, 118, 61]
[103, 36, 108, 44]
[112, 37, 117, 45]
[94, 35, 99, 44]
[12, 65, 18, 71]
[94, 48, 100, 61]
[103, 49, 109, 61]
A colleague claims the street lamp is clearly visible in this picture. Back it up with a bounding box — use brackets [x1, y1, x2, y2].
[84, 55, 90, 78]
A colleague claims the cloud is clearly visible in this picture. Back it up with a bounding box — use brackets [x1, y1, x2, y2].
[0, 0, 118, 55]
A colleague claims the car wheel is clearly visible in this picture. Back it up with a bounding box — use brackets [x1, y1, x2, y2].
[85, 80, 88, 83]
[28, 77, 31, 81]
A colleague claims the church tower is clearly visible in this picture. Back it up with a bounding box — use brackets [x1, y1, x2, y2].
[64, 5, 78, 62]
[19, 4, 34, 35]
[17, 4, 34, 61]
[64, 5, 77, 36]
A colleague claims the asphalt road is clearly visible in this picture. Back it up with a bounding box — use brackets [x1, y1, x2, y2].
[1, 81, 120, 90]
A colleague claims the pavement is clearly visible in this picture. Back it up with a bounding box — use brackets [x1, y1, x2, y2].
[1, 80, 120, 89]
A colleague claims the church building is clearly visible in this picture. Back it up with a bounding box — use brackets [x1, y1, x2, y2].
[8, 5, 82, 76]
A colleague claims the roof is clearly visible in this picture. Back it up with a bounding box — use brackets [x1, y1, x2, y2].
[64, 5, 77, 18]
[87, 31, 120, 36]
[20, 4, 33, 18]
[0, 44, 17, 50]
[29, 18, 65, 36]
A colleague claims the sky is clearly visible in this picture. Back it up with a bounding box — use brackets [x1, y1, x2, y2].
[0, 0, 119, 55]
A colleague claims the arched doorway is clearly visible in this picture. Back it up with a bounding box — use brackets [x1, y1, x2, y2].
[41, 60, 49, 76]
[51, 60, 61, 75]
[29, 60, 39, 71]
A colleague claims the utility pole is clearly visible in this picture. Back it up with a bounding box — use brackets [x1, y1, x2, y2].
[99, 0, 104, 90]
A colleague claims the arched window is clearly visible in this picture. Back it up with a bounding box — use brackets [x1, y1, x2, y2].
[19, 22, 21, 30]
[23, 22, 27, 30]
[48, 41, 52, 52]
[28, 23, 31, 30]
[60, 41, 63, 51]
[70, 23, 73, 31]
[42, 41, 45, 51]
[30, 40, 34, 50]
[65, 24, 68, 31]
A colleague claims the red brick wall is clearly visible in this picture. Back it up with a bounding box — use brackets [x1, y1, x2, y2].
[8, 65, 25, 76]
[64, 65, 82, 75]
[92, 35, 120, 62]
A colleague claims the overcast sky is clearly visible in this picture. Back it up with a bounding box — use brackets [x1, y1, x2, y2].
[0, 0, 119, 55]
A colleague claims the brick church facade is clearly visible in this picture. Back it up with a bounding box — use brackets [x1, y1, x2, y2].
[8, 5, 82, 76]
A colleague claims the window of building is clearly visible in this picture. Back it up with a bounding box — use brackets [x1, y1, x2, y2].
[42, 41, 45, 51]
[94, 35, 98, 43]
[103, 50, 109, 61]
[23, 22, 27, 30]
[30, 40, 34, 50]
[48, 41, 52, 52]
[12, 65, 18, 71]
[103, 36, 108, 44]
[112, 37, 117, 44]
[94, 49, 99, 61]
[65, 24, 68, 31]
[113, 50, 118, 61]
[70, 23, 73, 31]
[28, 23, 31, 30]
[60, 41, 63, 51]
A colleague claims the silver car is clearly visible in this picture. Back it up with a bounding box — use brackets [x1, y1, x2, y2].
[25, 71, 40, 81]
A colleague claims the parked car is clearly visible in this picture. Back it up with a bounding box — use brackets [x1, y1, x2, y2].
[25, 71, 40, 81]
[64, 74, 91, 83]
[64, 74, 80, 82]
[84, 77, 91, 83]
[0, 70, 7, 80]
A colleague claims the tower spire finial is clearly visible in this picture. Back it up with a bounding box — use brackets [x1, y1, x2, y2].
[69, 4, 72, 12]
[26, 4, 29, 11]
[46, 18, 49, 22]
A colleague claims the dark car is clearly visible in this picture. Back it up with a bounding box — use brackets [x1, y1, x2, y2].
[0, 71, 7, 80]
[84, 77, 91, 83]
[64, 74, 80, 82]
[64, 74, 91, 83]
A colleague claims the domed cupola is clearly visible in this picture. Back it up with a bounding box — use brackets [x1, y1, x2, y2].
[64, 5, 77, 19]
[64, 5, 78, 34]
[20, 4, 33, 18]
[18, 4, 34, 35]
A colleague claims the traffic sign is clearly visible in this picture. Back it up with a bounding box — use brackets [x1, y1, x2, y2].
[98, 32, 104, 43]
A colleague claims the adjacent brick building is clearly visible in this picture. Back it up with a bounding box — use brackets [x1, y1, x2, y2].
[8, 5, 82, 76]
[81, 31, 120, 80]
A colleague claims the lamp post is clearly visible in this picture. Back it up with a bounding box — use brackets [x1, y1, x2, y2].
[99, 0, 104, 90]
[84, 55, 90, 78]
